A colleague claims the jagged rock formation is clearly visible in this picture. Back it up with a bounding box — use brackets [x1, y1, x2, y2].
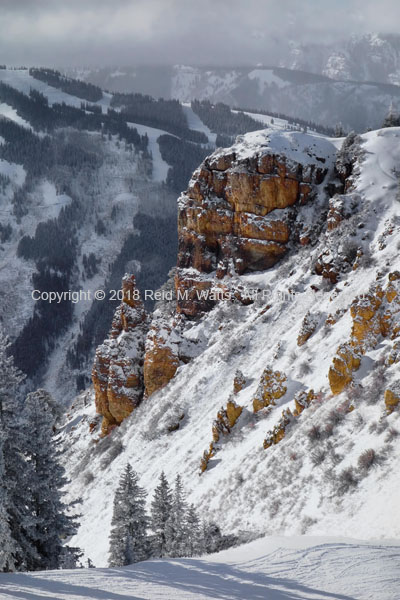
[91, 131, 399, 436]
[91, 131, 334, 427]
[263, 408, 293, 449]
[329, 272, 400, 395]
[233, 369, 246, 394]
[385, 388, 400, 414]
[92, 275, 148, 434]
[177, 133, 330, 317]
[143, 317, 180, 398]
[329, 343, 362, 396]
[252, 368, 287, 412]
[297, 312, 318, 347]
[200, 398, 243, 474]
[263, 388, 319, 449]
[293, 389, 318, 416]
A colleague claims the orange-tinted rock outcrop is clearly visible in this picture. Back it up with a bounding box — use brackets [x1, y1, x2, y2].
[143, 317, 180, 398]
[200, 398, 243, 474]
[92, 275, 148, 435]
[263, 408, 293, 449]
[176, 139, 328, 317]
[385, 388, 400, 414]
[253, 367, 287, 412]
[328, 272, 400, 395]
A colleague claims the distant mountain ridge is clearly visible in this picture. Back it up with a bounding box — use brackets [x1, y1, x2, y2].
[67, 55, 400, 132]
[286, 33, 400, 85]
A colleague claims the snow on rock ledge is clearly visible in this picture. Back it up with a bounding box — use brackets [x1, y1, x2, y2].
[92, 274, 148, 435]
[177, 129, 336, 317]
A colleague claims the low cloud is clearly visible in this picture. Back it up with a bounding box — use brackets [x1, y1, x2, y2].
[0, 0, 398, 67]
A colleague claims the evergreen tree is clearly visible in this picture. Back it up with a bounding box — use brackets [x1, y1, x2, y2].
[0, 430, 17, 572]
[109, 464, 149, 566]
[0, 332, 80, 573]
[0, 328, 34, 571]
[185, 504, 202, 557]
[150, 471, 172, 558]
[382, 102, 400, 128]
[203, 521, 238, 554]
[334, 123, 345, 137]
[165, 474, 188, 557]
[22, 390, 80, 570]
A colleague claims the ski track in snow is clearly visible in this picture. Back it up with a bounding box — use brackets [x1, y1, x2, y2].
[0, 102, 32, 129]
[127, 122, 171, 183]
[0, 538, 399, 599]
[128, 105, 217, 184]
[182, 104, 217, 145]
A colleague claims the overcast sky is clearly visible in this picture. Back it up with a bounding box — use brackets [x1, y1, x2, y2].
[0, 0, 399, 67]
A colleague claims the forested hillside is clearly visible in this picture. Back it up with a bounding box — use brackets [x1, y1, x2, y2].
[0, 68, 186, 398]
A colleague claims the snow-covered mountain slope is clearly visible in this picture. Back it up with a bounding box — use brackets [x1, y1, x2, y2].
[0, 68, 112, 112]
[74, 63, 400, 131]
[60, 126, 400, 568]
[174, 68, 400, 132]
[287, 33, 400, 85]
[182, 103, 217, 145]
[127, 121, 171, 182]
[0, 132, 145, 395]
[0, 102, 32, 129]
[0, 67, 182, 401]
[1, 536, 399, 599]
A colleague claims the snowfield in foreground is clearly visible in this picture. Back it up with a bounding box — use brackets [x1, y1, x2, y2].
[0, 536, 399, 600]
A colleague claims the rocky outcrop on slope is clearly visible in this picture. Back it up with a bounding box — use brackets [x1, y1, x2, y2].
[252, 367, 287, 412]
[92, 131, 336, 428]
[177, 132, 331, 317]
[329, 272, 400, 395]
[143, 316, 180, 398]
[92, 275, 148, 434]
[200, 398, 243, 474]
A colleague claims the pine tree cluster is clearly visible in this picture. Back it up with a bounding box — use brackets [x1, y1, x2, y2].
[0, 330, 80, 572]
[108, 468, 236, 567]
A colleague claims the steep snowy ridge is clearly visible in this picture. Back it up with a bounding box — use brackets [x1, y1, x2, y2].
[60, 126, 400, 570]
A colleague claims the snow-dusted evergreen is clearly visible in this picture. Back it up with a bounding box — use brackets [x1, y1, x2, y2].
[108, 464, 149, 566]
[185, 504, 202, 556]
[382, 102, 400, 128]
[0, 329, 79, 572]
[0, 430, 17, 573]
[22, 390, 80, 570]
[165, 474, 188, 557]
[0, 328, 32, 571]
[109, 468, 207, 564]
[149, 471, 172, 558]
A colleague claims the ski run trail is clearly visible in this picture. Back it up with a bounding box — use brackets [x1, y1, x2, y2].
[0, 536, 399, 599]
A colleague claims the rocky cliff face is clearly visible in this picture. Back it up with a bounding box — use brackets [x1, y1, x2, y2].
[176, 131, 332, 317]
[66, 127, 400, 564]
[92, 274, 148, 434]
[92, 130, 336, 429]
[92, 128, 399, 436]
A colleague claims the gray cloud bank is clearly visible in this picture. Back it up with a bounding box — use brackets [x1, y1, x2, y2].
[0, 0, 399, 67]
